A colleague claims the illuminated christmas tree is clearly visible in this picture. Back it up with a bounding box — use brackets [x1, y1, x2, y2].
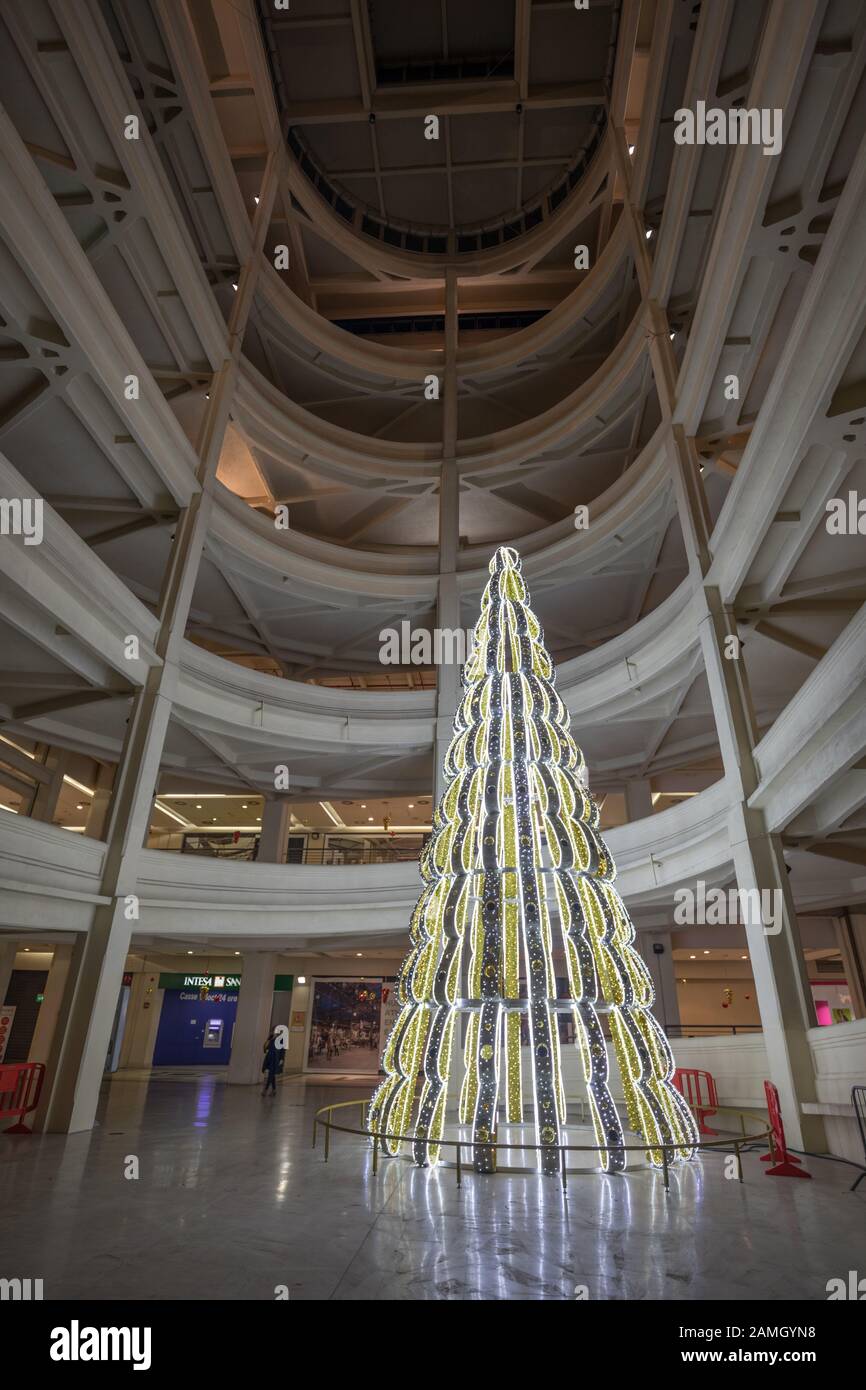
[369, 545, 698, 1175]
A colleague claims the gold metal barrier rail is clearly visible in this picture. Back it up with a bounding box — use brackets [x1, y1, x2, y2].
[312, 1097, 773, 1193]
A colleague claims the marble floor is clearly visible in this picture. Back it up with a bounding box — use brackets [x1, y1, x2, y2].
[1, 1073, 864, 1301]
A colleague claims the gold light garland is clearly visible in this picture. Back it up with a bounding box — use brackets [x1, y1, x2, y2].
[369, 546, 698, 1173]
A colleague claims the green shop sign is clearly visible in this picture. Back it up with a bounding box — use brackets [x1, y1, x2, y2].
[158, 973, 241, 990]
[157, 973, 294, 991]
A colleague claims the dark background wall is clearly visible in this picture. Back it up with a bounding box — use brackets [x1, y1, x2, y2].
[3, 969, 48, 1061]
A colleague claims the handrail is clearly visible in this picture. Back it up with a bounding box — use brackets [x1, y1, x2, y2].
[666, 1024, 763, 1037]
[178, 844, 423, 866]
[312, 1097, 771, 1193]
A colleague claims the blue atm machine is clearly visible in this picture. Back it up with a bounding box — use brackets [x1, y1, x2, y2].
[152, 986, 239, 1066]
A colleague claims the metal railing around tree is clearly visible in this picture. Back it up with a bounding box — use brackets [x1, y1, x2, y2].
[312, 1097, 772, 1193]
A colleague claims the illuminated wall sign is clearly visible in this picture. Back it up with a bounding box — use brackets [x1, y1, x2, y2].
[158, 973, 242, 990]
[157, 972, 293, 991]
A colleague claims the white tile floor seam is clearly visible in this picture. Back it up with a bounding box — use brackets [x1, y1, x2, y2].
[1, 1074, 864, 1301]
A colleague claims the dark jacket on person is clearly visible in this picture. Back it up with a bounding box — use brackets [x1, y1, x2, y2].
[262, 1037, 279, 1074]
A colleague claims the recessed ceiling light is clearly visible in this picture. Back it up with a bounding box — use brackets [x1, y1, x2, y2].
[231, 281, 238, 291]
[356, 952, 363, 957]
[703, 950, 709, 955]
[644, 227, 653, 239]
[361, 803, 366, 808]
[741, 955, 748, 960]
[689, 954, 695, 959]
[628, 143, 635, 154]
[76, 803, 84, 810]
[242, 803, 248, 809]
[196, 804, 202, 809]
[254, 195, 260, 205]
[669, 331, 676, 340]
[187, 950, 193, 955]
[408, 803, 415, 809]
[368, 817, 374, 822]
[256, 817, 261, 822]
[235, 951, 240, 956]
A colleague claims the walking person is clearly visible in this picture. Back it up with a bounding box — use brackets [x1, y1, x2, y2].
[261, 1028, 281, 1096]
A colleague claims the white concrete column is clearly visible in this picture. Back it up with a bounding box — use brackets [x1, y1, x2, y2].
[29, 746, 68, 823]
[228, 952, 279, 1085]
[258, 798, 291, 863]
[118, 970, 163, 1069]
[434, 269, 461, 805]
[622, 52, 835, 1156]
[84, 763, 115, 840]
[636, 932, 681, 1031]
[435, 568, 461, 804]
[624, 779, 653, 821]
[621, 97, 830, 1147]
[696, 591, 824, 1148]
[285, 975, 311, 1073]
[41, 906, 136, 1131]
[28, 944, 74, 1065]
[0, 939, 17, 1005]
[37, 156, 280, 1133]
[839, 912, 866, 1019]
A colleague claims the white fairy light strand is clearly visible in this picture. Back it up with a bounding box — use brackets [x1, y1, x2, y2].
[369, 545, 698, 1173]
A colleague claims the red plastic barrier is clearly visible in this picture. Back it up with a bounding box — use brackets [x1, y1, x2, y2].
[0, 1062, 45, 1134]
[673, 1067, 719, 1136]
[762, 1079, 810, 1178]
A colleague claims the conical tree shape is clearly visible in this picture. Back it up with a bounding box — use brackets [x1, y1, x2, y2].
[369, 545, 698, 1175]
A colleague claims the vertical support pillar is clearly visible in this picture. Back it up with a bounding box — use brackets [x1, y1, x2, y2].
[435, 269, 460, 805]
[29, 746, 69, 823]
[286, 974, 311, 1073]
[84, 763, 116, 840]
[835, 911, 866, 1021]
[698, 593, 824, 1148]
[624, 778, 653, 822]
[39, 154, 281, 1134]
[119, 969, 163, 1069]
[258, 798, 291, 863]
[637, 932, 681, 1031]
[614, 120, 825, 1150]
[228, 952, 278, 1085]
[0, 939, 18, 1005]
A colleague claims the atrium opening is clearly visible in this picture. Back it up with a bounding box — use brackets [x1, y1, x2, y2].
[0, 0, 865, 1336]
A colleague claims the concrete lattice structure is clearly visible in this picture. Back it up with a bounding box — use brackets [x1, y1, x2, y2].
[0, 0, 864, 1160]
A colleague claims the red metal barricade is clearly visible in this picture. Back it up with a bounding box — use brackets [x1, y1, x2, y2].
[0, 1062, 45, 1134]
[673, 1067, 719, 1136]
[762, 1079, 811, 1178]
